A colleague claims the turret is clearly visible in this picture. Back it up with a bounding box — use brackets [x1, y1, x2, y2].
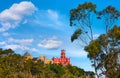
[61, 49, 66, 58]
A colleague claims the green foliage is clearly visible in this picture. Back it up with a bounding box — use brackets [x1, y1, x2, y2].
[70, 2, 120, 78]
[108, 25, 120, 39]
[97, 6, 120, 20]
[71, 29, 82, 42]
[70, 2, 96, 27]
[85, 26, 120, 78]
[0, 48, 94, 78]
[85, 40, 101, 59]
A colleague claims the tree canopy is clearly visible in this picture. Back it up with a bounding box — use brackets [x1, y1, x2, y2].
[70, 2, 120, 78]
[0, 48, 94, 78]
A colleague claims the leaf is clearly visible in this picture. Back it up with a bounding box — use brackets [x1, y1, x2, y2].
[71, 29, 82, 42]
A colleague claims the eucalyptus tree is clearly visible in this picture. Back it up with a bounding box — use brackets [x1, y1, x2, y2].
[85, 26, 120, 78]
[70, 2, 120, 78]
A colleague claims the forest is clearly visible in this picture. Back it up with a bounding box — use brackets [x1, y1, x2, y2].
[0, 48, 94, 78]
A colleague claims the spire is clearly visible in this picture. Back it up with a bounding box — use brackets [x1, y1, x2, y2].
[24, 52, 31, 56]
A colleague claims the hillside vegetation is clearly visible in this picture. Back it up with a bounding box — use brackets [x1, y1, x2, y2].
[0, 48, 94, 78]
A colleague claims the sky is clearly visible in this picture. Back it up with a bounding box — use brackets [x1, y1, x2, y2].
[0, 0, 120, 71]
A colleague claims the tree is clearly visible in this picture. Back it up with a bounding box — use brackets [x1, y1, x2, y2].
[70, 2, 120, 78]
[70, 2, 96, 43]
[85, 26, 120, 78]
[2, 49, 14, 56]
[0, 48, 94, 78]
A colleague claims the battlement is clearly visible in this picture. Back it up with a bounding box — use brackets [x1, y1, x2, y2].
[52, 50, 70, 66]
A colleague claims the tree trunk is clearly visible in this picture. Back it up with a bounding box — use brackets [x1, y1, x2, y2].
[105, 72, 109, 78]
[93, 58, 100, 78]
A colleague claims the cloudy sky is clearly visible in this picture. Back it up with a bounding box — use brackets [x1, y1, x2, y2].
[0, 0, 120, 71]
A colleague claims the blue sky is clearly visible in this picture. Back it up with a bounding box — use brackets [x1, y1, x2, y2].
[0, 0, 120, 71]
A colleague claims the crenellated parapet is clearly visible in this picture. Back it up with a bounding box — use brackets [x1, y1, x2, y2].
[52, 50, 70, 66]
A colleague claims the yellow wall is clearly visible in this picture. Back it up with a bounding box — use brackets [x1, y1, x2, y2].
[24, 55, 32, 61]
[45, 60, 53, 64]
[24, 55, 52, 65]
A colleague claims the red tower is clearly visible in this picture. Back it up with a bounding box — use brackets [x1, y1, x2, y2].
[61, 50, 66, 58]
[52, 50, 70, 66]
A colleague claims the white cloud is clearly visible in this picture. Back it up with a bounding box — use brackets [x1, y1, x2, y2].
[47, 9, 58, 21]
[2, 32, 10, 36]
[33, 9, 65, 29]
[0, 1, 37, 32]
[38, 36, 62, 49]
[8, 38, 34, 46]
[0, 41, 6, 45]
[30, 48, 39, 52]
[4, 44, 39, 52]
[93, 34, 99, 39]
[2, 38, 39, 53]
[5, 38, 40, 52]
[4, 44, 24, 51]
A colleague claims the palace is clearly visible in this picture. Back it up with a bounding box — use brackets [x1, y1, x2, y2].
[52, 50, 70, 66]
[37, 55, 53, 64]
[23, 49, 70, 66]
